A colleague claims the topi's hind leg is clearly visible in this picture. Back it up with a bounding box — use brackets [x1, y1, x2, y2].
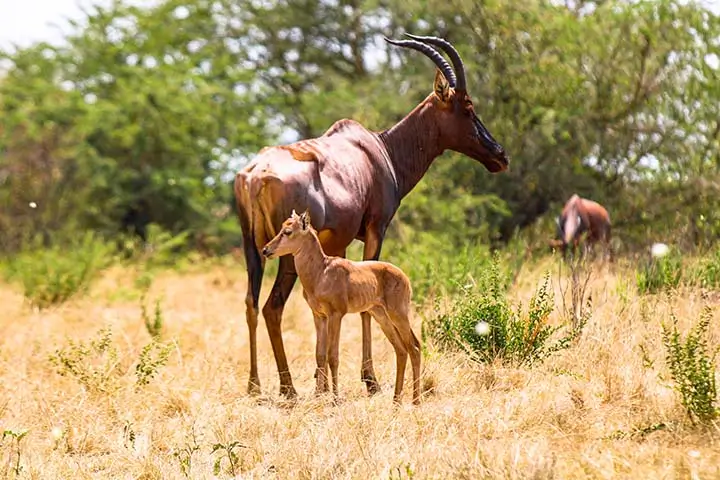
[261, 255, 299, 398]
[243, 259, 264, 395]
[237, 212, 265, 395]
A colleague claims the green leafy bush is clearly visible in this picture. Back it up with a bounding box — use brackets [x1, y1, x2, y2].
[49, 327, 173, 392]
[135, 340, 173, 387]
[690, 247, 720, 289]
[384, 236, 517, 303]
[636, 250, 682, 294]
[141, 295, 164, 338]
[427, 259, 580, 366]
[121, 224, 191, 268]
[48, 328, 120, 393]
[4, 232, 113, 308]
[661, 306, 718, 425]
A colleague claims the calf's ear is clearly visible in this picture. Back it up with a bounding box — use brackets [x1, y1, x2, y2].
[300, 209, 311, 230]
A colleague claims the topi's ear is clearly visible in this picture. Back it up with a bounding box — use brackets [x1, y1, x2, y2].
[434, 68, 451, 103]
[300, 209, 311, 230]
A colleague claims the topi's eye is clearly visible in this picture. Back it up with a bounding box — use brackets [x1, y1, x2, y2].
[283, 229, 292, 236]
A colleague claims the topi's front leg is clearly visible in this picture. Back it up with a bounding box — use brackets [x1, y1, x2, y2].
[360, 227, 385, 395]
[261, 256, 299, 399]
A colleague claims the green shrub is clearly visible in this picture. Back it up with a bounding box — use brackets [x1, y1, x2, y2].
[2, 428, 28, 476]
[383, 235, 517, 303]
[661, 306, 718, 425]
[49, 327, 173, 392]
[135, 339, 173, 387]
[142, 294, 164, 338]
[636, 250, 682, 294]
[48, 327, 120, 393]
[4, 232, 113, 308]
[690, 247, 720, 289]
[427, 260, 580, 366]
[121, 224, 191, 268]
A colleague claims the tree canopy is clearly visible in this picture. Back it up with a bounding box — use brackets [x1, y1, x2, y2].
[1, 0, 718, 254]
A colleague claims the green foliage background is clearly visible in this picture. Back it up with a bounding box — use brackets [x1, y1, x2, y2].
[1, 0, 719, 256]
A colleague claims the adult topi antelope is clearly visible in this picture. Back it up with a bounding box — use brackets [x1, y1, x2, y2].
[262, 210, 422, 405]
[234, 33, 509, 399]
[551, 194, 612, 260]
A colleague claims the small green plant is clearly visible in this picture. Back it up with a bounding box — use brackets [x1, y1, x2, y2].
[134, 269, 155, 293]
[389, 462, 415, 480]
[141, 224, 192, 268]
[661, 306, 718, 425]
[122, 421, 136, 449]
[607, 422, 667, 440]
[173, 427, 201, 479]
[4, 232, 113, 308]
[614, 276, 632, 315]
[427, 261, 581, 366]
[212, 441, 248, 477]
[141, 295, 164, 338]
[690, 247, 720, 288]
[48, 327, 120, 393]
[135, 340, 173, 387]
[637, 251, 682, 294]
[639, 343, 655, 369]
[2, 429, 28, 476]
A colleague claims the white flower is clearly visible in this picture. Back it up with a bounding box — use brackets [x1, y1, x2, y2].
[29, 202, 37, 209]
[475, 321, 491, 336]
[651, 243, 670, 258]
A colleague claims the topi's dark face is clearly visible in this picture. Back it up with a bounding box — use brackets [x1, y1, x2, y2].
[437, 89, 508, 173]
[385, 33, 509, 174]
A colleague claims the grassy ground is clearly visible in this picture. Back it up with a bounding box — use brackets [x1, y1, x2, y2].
[0, 255, 719, 479]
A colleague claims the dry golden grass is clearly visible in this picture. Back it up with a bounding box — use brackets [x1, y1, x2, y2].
[1, 256, 719, 479]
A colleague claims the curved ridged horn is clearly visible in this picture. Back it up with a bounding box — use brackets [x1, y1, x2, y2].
[383, 37, 457, 88]
[403, 33, 467, 91]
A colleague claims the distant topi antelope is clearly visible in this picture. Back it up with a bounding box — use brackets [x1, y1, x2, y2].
[550, 194, 612, 261]
[262, 210, 422, 406]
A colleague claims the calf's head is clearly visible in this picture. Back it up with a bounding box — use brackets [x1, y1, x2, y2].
[262, 210, 313, 259]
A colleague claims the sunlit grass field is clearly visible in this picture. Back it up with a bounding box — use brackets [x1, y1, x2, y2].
[1, 253, 719, 479]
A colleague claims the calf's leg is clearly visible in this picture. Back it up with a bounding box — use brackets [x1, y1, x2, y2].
[313, 313, 329, 395]
[327, 313, 343, 399]
[370, 307, 408, 404]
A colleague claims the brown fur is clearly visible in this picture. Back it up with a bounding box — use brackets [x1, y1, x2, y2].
[263, 210, 422, 405]
[553, 194, 612, 260]
[235, 34, 508, 399]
